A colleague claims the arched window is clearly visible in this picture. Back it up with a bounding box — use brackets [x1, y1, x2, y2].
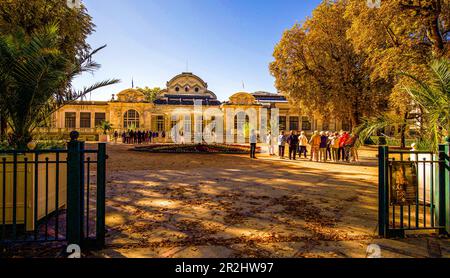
[124, 110, 140, 129]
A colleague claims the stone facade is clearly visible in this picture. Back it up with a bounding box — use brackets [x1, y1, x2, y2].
[38, 72, 349, 142]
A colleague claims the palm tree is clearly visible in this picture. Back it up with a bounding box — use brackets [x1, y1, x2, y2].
[355, 112, 411, 148]
[356, 59, 450, 151]
[402, 59, 450, 150]
[97, 121, 113, 135]
[0, 25, 120, 149]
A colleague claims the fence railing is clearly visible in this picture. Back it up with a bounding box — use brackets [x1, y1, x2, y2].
[0, 141, 106, 248]
[378, 144, 450, 238]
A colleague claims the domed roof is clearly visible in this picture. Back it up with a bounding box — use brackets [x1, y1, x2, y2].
[228, 92, 257, 105]
[163, 72, 217, 99]
[116, 88, 145, 102]
[166, 72, 208, 88]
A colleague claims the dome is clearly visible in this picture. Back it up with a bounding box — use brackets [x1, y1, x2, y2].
[228, 92, 257, 105]
[165, 72, 213, 96]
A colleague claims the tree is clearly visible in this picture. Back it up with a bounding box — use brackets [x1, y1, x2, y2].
[270, 1, 392, 128]
[0, 0, 97, 141]
[402, 59, 450, 150]
[97, 120, 113, 135]
[355, 112, 415, 149]
[0, 25, 119, 148]
[0, 0, 95, 58]
[136, 86, 162, 102]
[356, 59, 450, 150]
[345, 0, 449, 119]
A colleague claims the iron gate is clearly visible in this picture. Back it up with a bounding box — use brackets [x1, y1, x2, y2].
[0, 140, 106, 248]
[378, 144, 450, 238]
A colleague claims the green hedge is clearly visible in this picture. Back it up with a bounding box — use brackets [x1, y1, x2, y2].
[365, 136, 415, 147]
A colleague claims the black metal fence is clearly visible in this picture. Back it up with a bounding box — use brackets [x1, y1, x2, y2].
[378, 144, 450, 238]
[0, 141, 106, 248]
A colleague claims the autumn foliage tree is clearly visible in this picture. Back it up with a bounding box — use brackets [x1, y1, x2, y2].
[345, 0, 449, 116]
[270, 0, 449, 131]
[270, 2, 392, 128]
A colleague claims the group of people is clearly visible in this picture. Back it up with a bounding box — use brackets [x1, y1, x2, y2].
[114, 130, 166, 144]
[265, 130, 359, 163]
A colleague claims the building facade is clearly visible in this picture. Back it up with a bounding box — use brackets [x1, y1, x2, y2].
[39, 72, 350, 142]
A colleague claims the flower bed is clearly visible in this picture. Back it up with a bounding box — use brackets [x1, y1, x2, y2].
[133, 144, 261, 154]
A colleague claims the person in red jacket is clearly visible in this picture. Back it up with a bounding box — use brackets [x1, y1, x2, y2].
[338, 131, 349, 162]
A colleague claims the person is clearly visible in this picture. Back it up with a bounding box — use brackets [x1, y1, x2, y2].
[121, 131, 126, 144]
[319, 131, 328, 162]
[130, 130, 135, 144]
[326, 131, 332, 161]
[339, 131, 349, 161]
[349, 133, 360, 162]
[249, 129, 257, 159]
[309, 131, 321, 162]
[137, 130, 142, 144]
[125, 130, 131, 144]
[344, 133, 356, 162]
[278, 131, 287, 159]
[298, 131, 308, 159]
[266, 131, 275, 156]
[287, 130, 299, 160]
[331, 132, 340, 162]
[113, 130, 119, 143]
[180, 130, 185, 144]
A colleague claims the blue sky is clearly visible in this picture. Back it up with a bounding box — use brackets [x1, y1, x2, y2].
[74, 0, 322, 101]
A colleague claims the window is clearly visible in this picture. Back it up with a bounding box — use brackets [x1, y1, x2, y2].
[175, 87, 180, 92]
[185, 86, 190, 92]
[342, 119, 351, 132]
[80, 112, 91, 128]
[65, 112, 76, 129]
[322, 120, 330, 131]
[123, 110, 140, 129]
[94, 113, 106, 127]
[157, 115, 165, 132]
[195, 87, 199, 93]
[279, 116, 286, 131]
[289, 116, 299, 131]
[302, 116, 312, 131]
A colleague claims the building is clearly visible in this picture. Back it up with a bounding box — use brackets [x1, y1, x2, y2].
[39, 72, 350, 142]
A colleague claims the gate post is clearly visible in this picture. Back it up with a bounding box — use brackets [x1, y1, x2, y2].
[96, 143, 107, 247]
[437, 144, 449, 235]
[67, 138, 84, 246]
[378, 146, 389, 237]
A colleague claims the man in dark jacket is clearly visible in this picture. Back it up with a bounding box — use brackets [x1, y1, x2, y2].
[287, 131, 299, 160]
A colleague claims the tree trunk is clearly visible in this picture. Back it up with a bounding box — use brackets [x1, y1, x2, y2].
[429, 0, 445, 57]
[350, 111, 362, 133]
[400, 112, 409, 149]
[8, 129, 32, 150]
[0, 114, 7, 141]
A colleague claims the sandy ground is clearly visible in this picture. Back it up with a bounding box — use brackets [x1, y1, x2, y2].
[83, 144, 450, 258]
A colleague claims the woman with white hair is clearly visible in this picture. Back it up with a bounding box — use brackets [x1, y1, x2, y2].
[298, 131, 308, 159]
